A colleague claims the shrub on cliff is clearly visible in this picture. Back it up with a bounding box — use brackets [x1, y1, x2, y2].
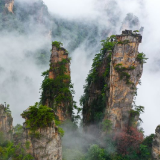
[40, 58, 74, 115]
[21, 102, 65, 137]
[21, 102, 56, 131]
[52, 41, 63, 49]
[136, 53, 148, 64]
[81, 36, 116, 124]
[113, 127, 143, 155]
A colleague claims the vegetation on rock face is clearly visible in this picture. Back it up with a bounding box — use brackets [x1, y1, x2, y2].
[21, 102, 55, 131]
[137, 53, 148, 64]
[40, 43, 76, 120]
[52, 41, 70, 54]
[0, 131, 34, 160]
[40, 69, 72, 109]
[73, 35, 153, 160]
[19, 41, 75, 140]
[0, 36, 151, 160]
[41, 61, 74, 116]
[52, 41, 63, 50]
[4, 104, 11, 116]
[81, 36, 116, 125]
[117, 40, 130, 44]
[41, 60, 71, 103]
[21, 102, 64, 137]
[129, 105, 145, 126]
[114, 64, 135, 85]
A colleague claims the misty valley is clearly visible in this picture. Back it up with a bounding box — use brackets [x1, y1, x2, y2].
[0, 0, 160, 160]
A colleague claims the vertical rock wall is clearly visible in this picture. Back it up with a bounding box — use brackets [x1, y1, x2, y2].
[83, 50, 111, 127]
[0, 104, 13, 141]
[152, 125, 160, 160]
[82, 30, 143, 132]
[105, 30, 143, 130]
[14, 121, 62, 160]
[48, 45, 71, 121]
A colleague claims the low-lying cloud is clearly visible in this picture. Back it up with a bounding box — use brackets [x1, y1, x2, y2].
[0, 31, 50, 125]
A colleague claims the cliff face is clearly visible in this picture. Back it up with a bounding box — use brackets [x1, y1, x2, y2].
[14, 121, 62, 160]
[49, 46, 70, 79]
[106, 30, 142, 130]
[152, 126, 160, 160]
[83, 50, 111, 127]
[82, 30, 143, 132]
[43, 44, 72, 122]
[0, 104, 13, 141]
[5, 0, 14, 13]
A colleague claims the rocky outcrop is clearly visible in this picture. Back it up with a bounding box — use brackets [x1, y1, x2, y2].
[13, 43, 73, 160]
[14, 122, 62, 160]
[152, 126, 160, 160]
[49, 46, 70, 79]
[83, 50, 111, 127]
[0, 104, 13, 141]
[45, 44, 72, 121]
[5, 0, 14, 13]
[105, 30, 143, 130]
[83, 30, 143, 132]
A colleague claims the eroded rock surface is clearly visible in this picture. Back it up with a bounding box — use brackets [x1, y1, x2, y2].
[83, 50, 111, 127]
[13, 44, 72, 160]
[14, 121, 62, 160]
[152, 126, 160, 160]
[83, 30, 143, 132]
[0, 104, 13, 141]
[47, 45, 72, 121]
[105, 30, 143, 130]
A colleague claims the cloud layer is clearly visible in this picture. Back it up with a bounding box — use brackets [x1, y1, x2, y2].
[1, 0, 160, 135]
[0, 31, 50, 125]
[43, 0, 160, 135]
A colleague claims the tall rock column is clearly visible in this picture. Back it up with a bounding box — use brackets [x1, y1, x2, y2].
[105, 30, 143, 130]
[82, 30, 143, 132]
[42, 43, 72, 122]
[14, 42, 73, 160]
[0, 104, 13, 141]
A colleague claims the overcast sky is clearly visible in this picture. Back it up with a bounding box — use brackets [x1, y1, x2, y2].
[42, 0, 160, 136]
